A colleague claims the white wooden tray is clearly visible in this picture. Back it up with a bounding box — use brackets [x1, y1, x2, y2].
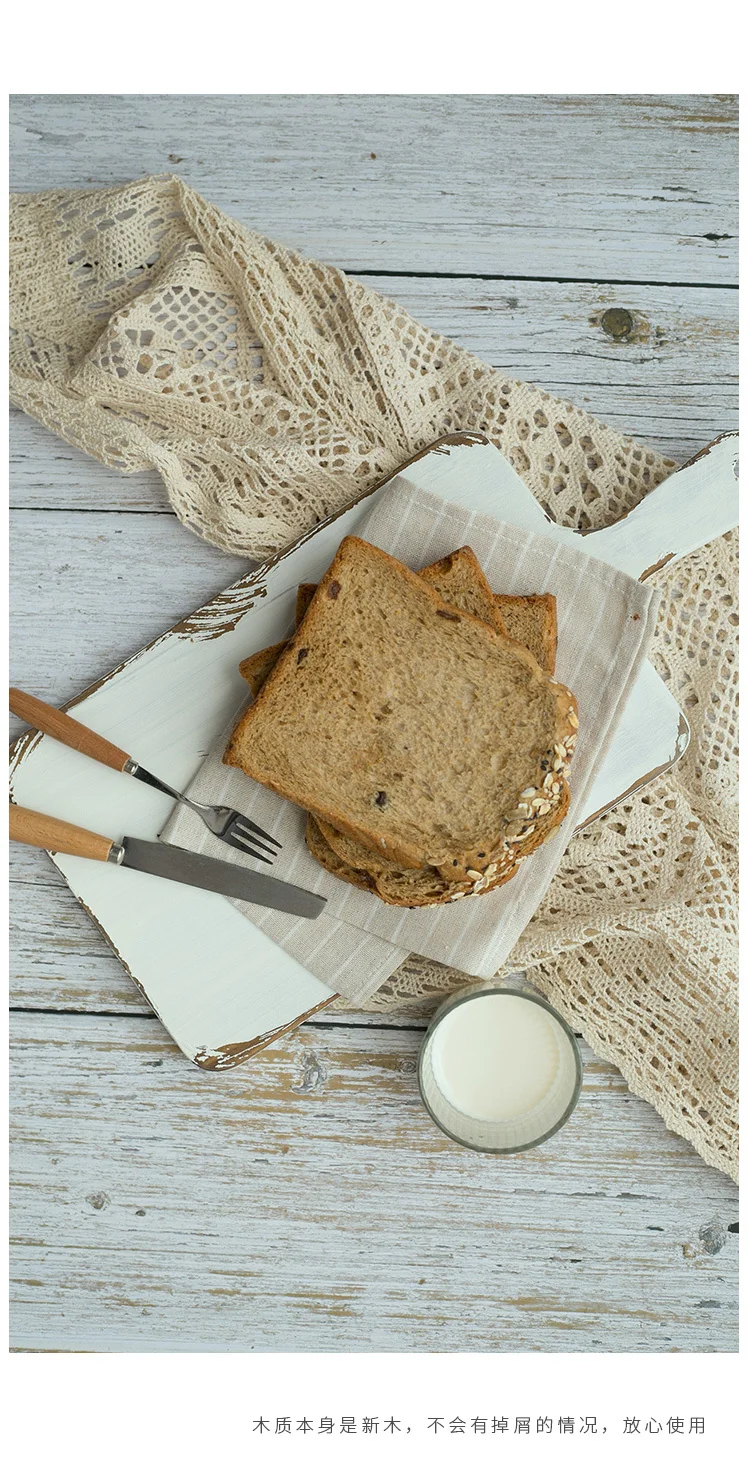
[10, 433, 738, 1066]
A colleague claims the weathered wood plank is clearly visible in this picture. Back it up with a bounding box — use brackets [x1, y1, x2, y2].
[10, 276, 737, 512]
[10, 1014, 738, 1353]
[9, 846, 135, 1011]
[9, 508, 247, 713]
[10, 95, 737, 284]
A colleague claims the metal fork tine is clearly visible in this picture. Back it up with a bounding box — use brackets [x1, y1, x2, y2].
[233, 815, 282, 850]
[228, 821, 278, 854]
[226, 825, 275, 854]
[227, 821, 279, 850]
[225, 833, 275, 865]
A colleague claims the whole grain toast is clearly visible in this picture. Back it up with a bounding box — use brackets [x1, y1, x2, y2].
[495, 593, 557, 676]
[238, 555, 561, 895]
[315, 551, 511, 883]
[306, 794, 570, 906]
[225, 536, 577, 878]
[237, 552, 563, 903]
[302, 576, 558, 668]
[239, 546, 505, 707]
[238, 557, 552, 712]
[318, 606, 562, 885]
[305, 813, 522, 906]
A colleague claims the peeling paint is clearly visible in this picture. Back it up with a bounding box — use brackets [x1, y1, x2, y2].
[681, 430, 737, 468]
[9, 729, 43, 778]
[168, 582, 269, 643]
[640, 551, 676, 581]
[193, 995, 337, 1069]
[577, 713, 690, 830]
[291, 1050, 327, 1094]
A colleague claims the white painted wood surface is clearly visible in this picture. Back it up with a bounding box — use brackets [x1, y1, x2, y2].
[9, 94, 738, 1352]
[10, 95, 738, 284]
[9, 1017, 738, 1354]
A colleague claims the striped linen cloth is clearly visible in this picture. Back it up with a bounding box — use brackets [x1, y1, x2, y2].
[162, 479, 659, 1003]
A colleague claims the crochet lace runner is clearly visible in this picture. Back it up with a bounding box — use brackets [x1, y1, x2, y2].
[10, 177, 738, 1180]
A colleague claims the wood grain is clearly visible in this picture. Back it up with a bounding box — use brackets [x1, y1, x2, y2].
[9, 1015, 738, 1354]
[10, 94, 738, 284]
[9, 689, 131, 772]
[9, 509, 247, 715]
[9, 805, 115, 861]
[10, 277, 737, 513]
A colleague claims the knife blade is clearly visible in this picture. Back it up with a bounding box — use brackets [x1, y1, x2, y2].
[120, 836, 326, 917]
[9, 805, 326, 919]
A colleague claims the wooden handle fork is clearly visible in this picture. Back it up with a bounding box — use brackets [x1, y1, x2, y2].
[10, 689, 131, 773]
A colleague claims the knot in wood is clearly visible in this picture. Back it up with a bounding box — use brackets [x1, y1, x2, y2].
[292, 1050, 326, 1095]
[601, 307, 634, 340]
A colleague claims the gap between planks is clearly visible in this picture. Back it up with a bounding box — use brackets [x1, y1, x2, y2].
[10, 94, 738, 286]
[349, 271, 738, 290]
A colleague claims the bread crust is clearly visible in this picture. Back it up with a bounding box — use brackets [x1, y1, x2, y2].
[305, 813, 521, 907]
[494, 593, 557, 676]
[237, 640, 286, 696]
[295, 583, 317, 627]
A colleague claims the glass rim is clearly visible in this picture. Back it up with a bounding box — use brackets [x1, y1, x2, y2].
[418, 984, 583, 1154]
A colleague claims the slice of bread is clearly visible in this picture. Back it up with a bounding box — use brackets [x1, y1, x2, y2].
[225, 536, 577, 878]
[420, 547, 505, 632]
[237, 641, 287, 697]
[305, 813, 522, 906]
[237, 556, 564, 904]
[314, 550, 505, 883]
[239, 557, 551, 709]
[303, 545, 503, 627]
[317, 584, 559, 884]
[495, 593, 557, 676]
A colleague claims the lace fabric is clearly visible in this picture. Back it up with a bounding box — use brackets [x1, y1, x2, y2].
[10, 176, 738, 1179]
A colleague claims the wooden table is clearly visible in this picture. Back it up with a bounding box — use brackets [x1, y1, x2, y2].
[9, 95, 739, 1353]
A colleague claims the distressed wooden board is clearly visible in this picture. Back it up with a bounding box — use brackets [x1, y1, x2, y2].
[11, 435, 737, 1059]
[9, 275, 738, 512]
[13, 435, 717, 1066]
[9, 94, 738, 284]
[10, 1015, 738, 1354]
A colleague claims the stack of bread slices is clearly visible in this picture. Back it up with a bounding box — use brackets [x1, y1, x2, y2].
[225, 537, 578, 908]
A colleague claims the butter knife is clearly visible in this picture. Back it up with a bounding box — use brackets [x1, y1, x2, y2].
[10, 806, 326, 919]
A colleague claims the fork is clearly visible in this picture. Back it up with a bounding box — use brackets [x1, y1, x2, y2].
[9, 688, 281, 864]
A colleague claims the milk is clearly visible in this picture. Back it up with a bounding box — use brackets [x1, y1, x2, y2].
[419, 989, 581, 1151]
[431, 993, 561, 1121]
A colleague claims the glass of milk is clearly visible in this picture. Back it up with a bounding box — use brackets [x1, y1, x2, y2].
[418, 986, 582, 1152]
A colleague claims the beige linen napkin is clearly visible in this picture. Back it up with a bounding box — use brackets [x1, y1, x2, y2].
[162, 478, 659, 1003]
